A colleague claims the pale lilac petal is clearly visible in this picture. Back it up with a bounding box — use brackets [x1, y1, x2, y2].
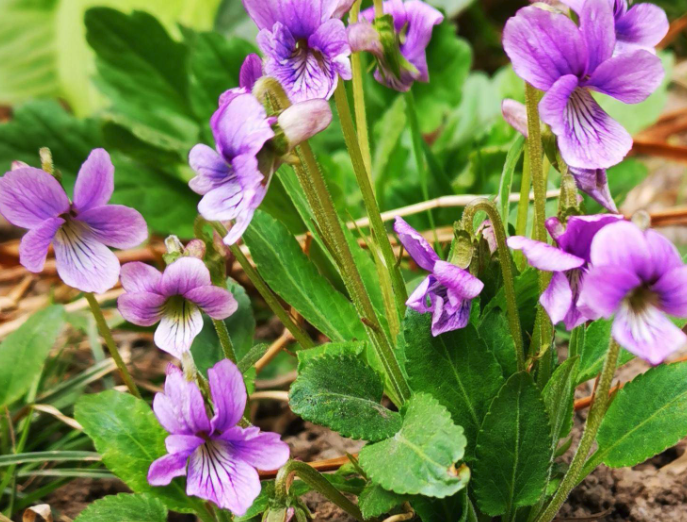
[184, 286, 238, 320]
[154, 300, 203, 357]
[18, 217, 63, 272]
[154, 365, 211, 434]
[186, 441, 261, 516]
[612, 303, 687, 365]
[539, 76, 632, 169]
[77, 205, 148, 249]
[73, 149, 114, 212]
[553, 213, 624, 261]
[243, 0, 326, 38]
[188, 144, 231, 196]
[148, 453, 188, 486]
[558, 0, 585, 11]
[502, 6, 586, 91]
[616, 3, 668, 51]
[406, 275, 433, 313]
[239, 54, 263, 90]
[53, 221, 119, 294]
[347, 21, 382, 55]
[540, 270, 573, 327]
[654, 266, 687, 317]
[166, 434, 205, 456]
[330, 0, 356, 19]
[0, 168, 69, 228]
[209, 360, 247, 432]
[278, 100, 333, 149]
[645, 229, 683, 282]
[160, 257, 212, 297]
[222, 207, 257, 246]
[220, 426, 290, 470]
[507, 236, 585, 271]
[309, 19, 350, 63]
[198, 180, 249, 222]
[120, 262, 162, 294]
[579, 0, 615, 74]
[578, 265, 641, 319]
[569, 167, 618, 213]
[401, 0, 444, 82]
[393, 216, 439, 271]
[502, 99, 529, 138]
[433, 260, 483, 300]
[584, 50, 664, 104]
[117, 292, 166, 326]
[589, 221, 651, 276]
[431, 295, 471, 336]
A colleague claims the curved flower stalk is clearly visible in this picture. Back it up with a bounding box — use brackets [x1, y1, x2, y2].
[242, 0, 353, 102]
[503, 2, 664, 171]
[347, 0, 443, 91]
[0, 148, 147, 294]
[501, 99, 617, 212]
[148, 360, 290, 515]
[578, 220, 687, 365]
[561, 0, 668, 55]
[394, 217, 483, 336]
[508, 214, 622, 330]
[189, 89, 332, 245]
[117, 257, 237, 358]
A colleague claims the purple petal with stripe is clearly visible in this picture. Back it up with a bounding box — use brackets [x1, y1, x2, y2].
[148, 453, 189, 486]
[220, 426, 290, 470]
[18, 217, 63, 272]
[188, 144, 231, 196]
[507, 236, 585, 272]
[160, 257, 212, 297]
[185, 286, 238, 320]
[393, 216, 439, 272]
[584, 50, 664, 104]
[117, 291, 166, 326]
[120, 262, 162, 294]
[153, 365, 211, 434]
[154, 299, 203, 357]
[578, 264, 641, 319]
[208, 360, 247, 433]
[653, 266, 687, 317]
[615, 2, 668, 52]
[0, 168, 69, 228]
[540, 270, 573, 327]
[77, 204, 148, 249]
[73, 149, 114, 212]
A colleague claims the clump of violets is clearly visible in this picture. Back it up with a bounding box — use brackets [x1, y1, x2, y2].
[117, 257, 237, 357]
[508, 214, 622, 330]
[242, 0, 353, 102]
[148, 360, 290, 515]
[503, 2, 664, 171]
[348, 0, 444, 92]
[579, 220, 687, 365]
[394, 216, 483, 336]
[189, 87, 332, 245]
[0, 149, 147, 294]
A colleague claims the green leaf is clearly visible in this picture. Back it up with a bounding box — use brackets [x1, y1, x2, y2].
[542, 356, 579, 447]
[0, 451, 100, 467]
[359, 483, 406, 519]
[473, 372, 552, 516]
[75, 391, 202, 513]
[359, 393, 469, 497]
[577, 319, 634, 384]
[483, 267, 540, 341]
[0, 306, 65, 408]
[477, 310, 518, 378]
[594, 362, 687, 468]
[413, 488, 477, 522]
[289, 353, 401, 441]
[74, 493, 167, 522]
[237, 344, 269, 374]
[296, 340, 366, 367]
[497, 134, 525, 222]
[243, 210, 366, 342]
[404, 311, 504, 458]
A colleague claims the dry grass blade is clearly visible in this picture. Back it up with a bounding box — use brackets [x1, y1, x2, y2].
[23, 505, 52, 522]
[32, 405, 83, 431]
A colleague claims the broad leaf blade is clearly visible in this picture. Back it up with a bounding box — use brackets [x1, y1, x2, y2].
[74, 493, 167, 522]
[359, 483, 406, 519]
[497, 134, 525, 222]
[542, 356, 579, 447]
[577, 319, 634, 384]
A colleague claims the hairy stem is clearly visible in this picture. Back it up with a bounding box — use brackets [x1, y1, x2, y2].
[85, 293, 141, 398]
[462, 199, 524, 372]
[212, 318, 237, 363]
[350, 0, 373, 177]
[514, 149, 532, 270]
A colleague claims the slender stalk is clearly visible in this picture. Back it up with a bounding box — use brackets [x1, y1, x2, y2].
[84, 293, 141, 398]
[350, 0, 373, 177]
[373, 0, 384, 17]
[211, 318, 237, 363]
[462, 198, 525, 372]
[535, 339, 621, 522]
[406, 89, 440, 250]
[515, 149, 531, 270]
[275, 460, 364, 522]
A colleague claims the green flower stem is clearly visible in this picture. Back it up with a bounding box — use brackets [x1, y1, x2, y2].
[373, 0, 384, 17]
[84, 293, 141, 399]
[405, 89, 440, 251]
[525, 82, 553, 383]
[535, 339, 621, 522]
[514, 149, 531, 270]
[350, 0, 373, 177]
[461, 198, 525, 372]
[275, 460, 364, 522]
[212, 318, 237, 364]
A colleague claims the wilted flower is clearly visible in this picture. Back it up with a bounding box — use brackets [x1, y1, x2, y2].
[117, 258, 237, 357]
[189, 91, 331, 245]
[578, 221, 687, 365]
[148, 361, 290, 515]
[561, 0, 668, 55]
[242, 0, 353, 102]
[394, 216, 483, 336]
[503, 3, 664, 170]
[0, 149, 147, 294]
[501, 99, 617, 212]
[348, 0, 443, 92]
[508, 214, 623, 329]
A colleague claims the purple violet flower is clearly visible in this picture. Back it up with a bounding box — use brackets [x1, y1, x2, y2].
[578, 221, 687, 365]
[394, 216, 484, 336]
[189, 91, 331, 245]
[117, 258, 237, 357]
[148, 361, 290, 515]
[503, 3, 664, 170]
[508, 214, 623, 330]
[501, 99, 618, 212]
[0, 149, 147, 294]
[348, 0, 444, 92]
[562, 0, 669, 55]
[242, 0, 353, 102]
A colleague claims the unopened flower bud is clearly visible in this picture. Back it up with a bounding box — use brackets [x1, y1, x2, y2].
[183, 239, 206, 260]
[11, 160, 29, 171]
